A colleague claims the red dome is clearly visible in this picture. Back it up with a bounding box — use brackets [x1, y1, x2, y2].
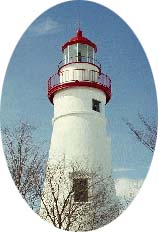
[62, 29, 97, 52]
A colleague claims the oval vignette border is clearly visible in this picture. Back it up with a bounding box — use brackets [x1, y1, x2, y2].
[0, 1, 158, 232]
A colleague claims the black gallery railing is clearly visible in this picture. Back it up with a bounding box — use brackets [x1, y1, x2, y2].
[58, 56, 101, 69]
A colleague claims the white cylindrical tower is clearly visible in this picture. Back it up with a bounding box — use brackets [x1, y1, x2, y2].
[40, 29, 118, 231]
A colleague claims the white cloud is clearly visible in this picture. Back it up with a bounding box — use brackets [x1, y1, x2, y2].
[115, 178, 144, 199]
[28, 17, 62, 35]
[113, 168, 136, 172]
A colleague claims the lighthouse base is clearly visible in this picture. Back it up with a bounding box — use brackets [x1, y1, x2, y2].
[39, 161, 119, 231]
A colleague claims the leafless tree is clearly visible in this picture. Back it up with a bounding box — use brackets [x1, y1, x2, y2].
[124, 113, 157, 152]
[1, 123, 121, 230]
[39, 160, 120, 231]
[1, 122, 47, 212]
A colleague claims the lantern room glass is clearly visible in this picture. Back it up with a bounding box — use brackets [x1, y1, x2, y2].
[78, 44, 87, 62]
[64, 43, 95, 64]
[88, 46, 94, 63]
[69, 44, 77, 62]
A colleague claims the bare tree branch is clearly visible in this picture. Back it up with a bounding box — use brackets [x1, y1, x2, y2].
[1, 122, 47, 211]
[124, 114, 157, 153]
[39, 161, 120, 230]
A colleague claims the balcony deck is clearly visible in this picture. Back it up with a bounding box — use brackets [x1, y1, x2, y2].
[48, 72, 111, 105]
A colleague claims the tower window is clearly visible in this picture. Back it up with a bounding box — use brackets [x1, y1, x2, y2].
[92, 99, 101, 112]
[73, 178, 88, 202]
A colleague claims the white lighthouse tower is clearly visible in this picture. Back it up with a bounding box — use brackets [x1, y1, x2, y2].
[40, 29, 118, 231]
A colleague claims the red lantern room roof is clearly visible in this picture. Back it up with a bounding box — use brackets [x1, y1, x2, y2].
[62, 29, 97, 52]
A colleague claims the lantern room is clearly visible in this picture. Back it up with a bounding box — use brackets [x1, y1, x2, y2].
[61, 29, 97, 64]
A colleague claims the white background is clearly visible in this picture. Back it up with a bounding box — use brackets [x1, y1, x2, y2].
[0, 0, 158, 231]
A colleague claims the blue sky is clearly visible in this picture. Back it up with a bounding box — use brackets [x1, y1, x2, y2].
[1, 0, 157, 180]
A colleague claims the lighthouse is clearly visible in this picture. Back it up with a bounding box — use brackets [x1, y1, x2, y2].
[40, 29, 119, 231]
